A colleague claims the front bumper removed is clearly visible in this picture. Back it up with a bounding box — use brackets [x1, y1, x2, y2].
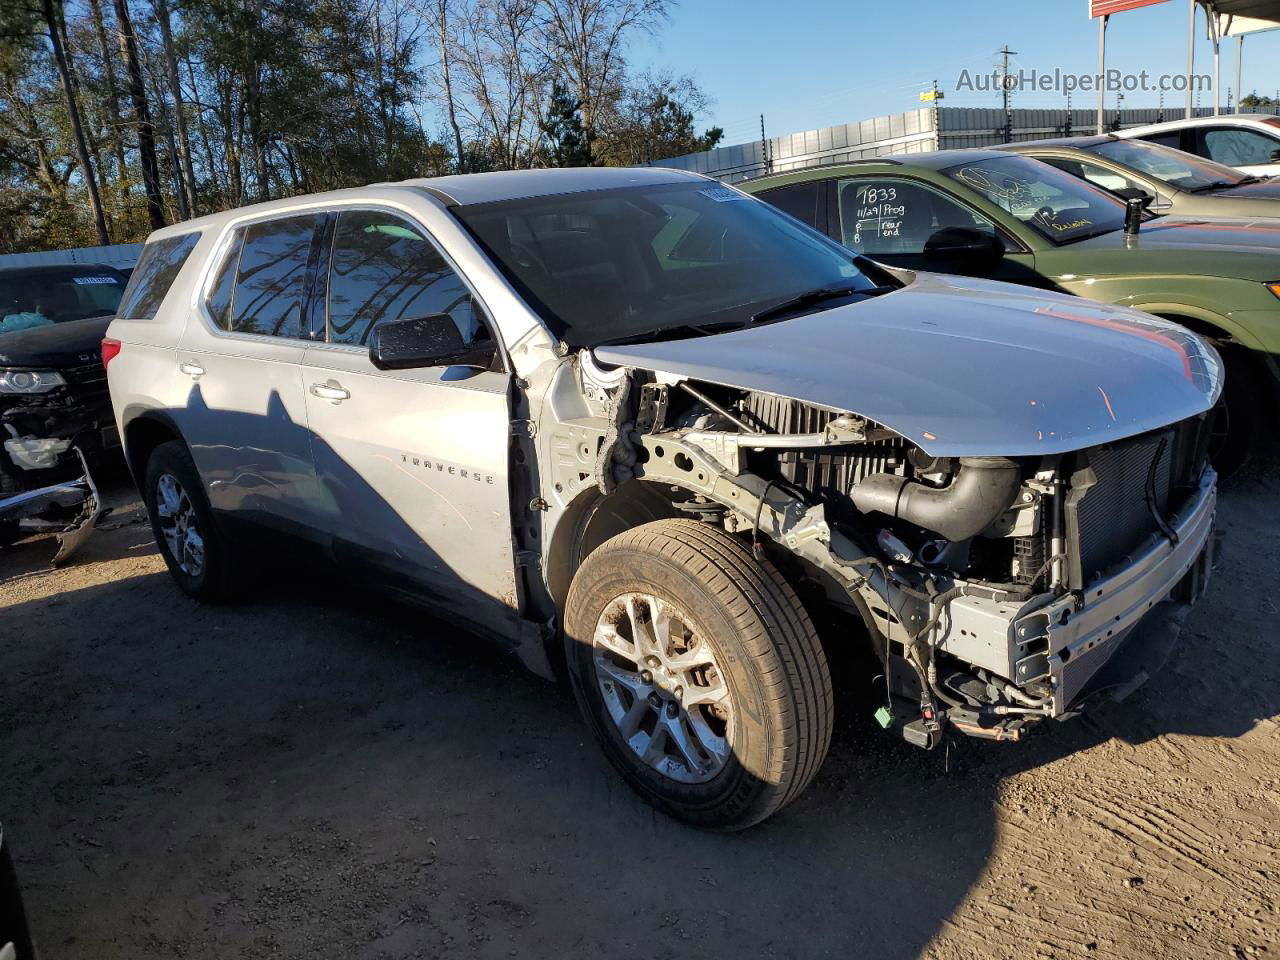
[934, 468, 1216, 735]
[0, 447, 108, 564]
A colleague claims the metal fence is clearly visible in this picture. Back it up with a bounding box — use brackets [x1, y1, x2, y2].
[0, 242, 143, 272]
[649, 105, 1280, 183]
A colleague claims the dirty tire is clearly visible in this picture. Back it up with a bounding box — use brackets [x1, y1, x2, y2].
[143, 440, 231, 601]
[564, 518, 833, 831]
[1210, 346, 1258, 478]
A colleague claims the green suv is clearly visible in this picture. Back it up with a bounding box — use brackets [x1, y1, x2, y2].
[742, 150, 1280, 469]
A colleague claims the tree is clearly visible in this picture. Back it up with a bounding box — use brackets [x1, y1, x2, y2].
[113, 0, 166, 228]
[595, 72, 722, 165]
[540, 79, 590, 165]
[537, 0, 670, 159]
[42, 0, 109, 243]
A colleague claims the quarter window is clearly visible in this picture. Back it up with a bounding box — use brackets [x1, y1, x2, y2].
[205, 231, 243, 330]
[1200, 127, 1280, 167]
[117, 232, 200, 320]
[228, 215, 319, 338]
[325, 210, 485, 347]
[835, 178, 995, 254]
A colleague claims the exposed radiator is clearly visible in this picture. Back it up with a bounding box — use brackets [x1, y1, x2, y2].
[741, 394, 907, 505]
[1064, 416, 1209, 588]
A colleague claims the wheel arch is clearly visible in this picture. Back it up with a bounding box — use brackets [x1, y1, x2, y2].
[120, 407, 186, 492]
[544, 479, 685, 612]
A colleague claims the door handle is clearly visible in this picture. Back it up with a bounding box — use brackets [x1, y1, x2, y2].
[179, 360, 205, 378]
[309, 381, 351, 402]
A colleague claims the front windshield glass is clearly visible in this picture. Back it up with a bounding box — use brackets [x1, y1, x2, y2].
[0, 266, 126, 336]
[1087, 138, 1246, 190]
[943, 154, 1127, 244]
[452, 181, 875, 346]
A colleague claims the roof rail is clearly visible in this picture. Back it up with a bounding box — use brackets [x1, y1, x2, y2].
[740, 157, 903, 183]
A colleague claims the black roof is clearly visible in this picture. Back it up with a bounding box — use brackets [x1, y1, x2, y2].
[741, 148, 1013, 187]
[1000, 134, 1115, 150]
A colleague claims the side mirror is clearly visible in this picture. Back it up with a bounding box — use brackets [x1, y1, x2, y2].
[923, 226, 1005, 267]
[369, 314, 495, 371]
[1114, 186, 1155, 208]
[1269, 148, 1280, 163]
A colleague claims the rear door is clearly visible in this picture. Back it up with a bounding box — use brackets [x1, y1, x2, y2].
[299, 206, 519, 632]
[176, 212, 325, 539]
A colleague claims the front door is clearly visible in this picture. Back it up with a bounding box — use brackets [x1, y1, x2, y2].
[825, 176, 1039, 284]
[177, 212, 325, 539]
[300, 207, 519, 633]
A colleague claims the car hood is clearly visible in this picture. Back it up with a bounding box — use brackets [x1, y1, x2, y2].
[1075, 215, 1280, 254]
[1066, 216, 1280, 280]
[594, 272, 1220, 458]
[0, 316, 112, 367]
[1203, 178, 1280, 201]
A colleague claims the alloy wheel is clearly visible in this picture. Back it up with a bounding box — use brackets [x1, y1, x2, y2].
[155, 473, 205, 578]
[592, 593, 733, 784]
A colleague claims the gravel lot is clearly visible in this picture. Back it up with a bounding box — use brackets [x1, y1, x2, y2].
[2, 452, 1277, 960]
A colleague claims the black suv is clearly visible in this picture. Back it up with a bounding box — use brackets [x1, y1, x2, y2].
[0, 264, 127, 497]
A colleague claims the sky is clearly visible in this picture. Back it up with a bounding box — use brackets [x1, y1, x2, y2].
[629, 0, 1280, 147]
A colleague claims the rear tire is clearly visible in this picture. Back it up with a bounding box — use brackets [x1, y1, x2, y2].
[564, 518, 833, 831]
[143, 440, 232, 600]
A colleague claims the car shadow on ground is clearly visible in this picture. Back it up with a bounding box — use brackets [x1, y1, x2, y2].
[2, 445, 1276, 960]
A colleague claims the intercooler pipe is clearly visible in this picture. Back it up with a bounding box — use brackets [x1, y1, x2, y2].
[851, 457, 1023, 543]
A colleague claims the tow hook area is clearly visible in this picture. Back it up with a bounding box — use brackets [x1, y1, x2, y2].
[0, 447, 109, 565]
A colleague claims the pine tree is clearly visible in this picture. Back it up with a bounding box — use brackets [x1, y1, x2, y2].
[541, 80, 592, 167]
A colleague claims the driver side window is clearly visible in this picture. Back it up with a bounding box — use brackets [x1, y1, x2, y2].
[1199, 127, 1279, 167]
[1039, 157, 1142, 195]
[835, 178, 994, 255]
[325, 210, 490, 348]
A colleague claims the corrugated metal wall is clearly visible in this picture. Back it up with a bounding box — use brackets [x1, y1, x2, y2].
[650, 108, 939, 183]
[0, 243, 143, 271]
[651, 106, 1280, 182]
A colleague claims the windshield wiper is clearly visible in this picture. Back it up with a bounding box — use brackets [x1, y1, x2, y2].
[1189, 179, 1245, 193]
[750, 284, 893, 325]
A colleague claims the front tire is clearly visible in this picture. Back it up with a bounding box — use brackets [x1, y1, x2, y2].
[1208, 345, 1259, 477]
[564, 518, 833, 830]
[143, 440, 231, 600]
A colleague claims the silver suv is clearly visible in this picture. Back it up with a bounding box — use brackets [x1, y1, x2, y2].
[107, 168, 1220, 829]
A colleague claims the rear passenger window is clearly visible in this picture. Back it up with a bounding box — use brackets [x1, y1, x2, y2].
[1139, 131, 1183, 150]
[117, 232, 200, 319]
[326, 210, 485, 347]
[756, 182, 821, 228]
[229, 215, 319, 338]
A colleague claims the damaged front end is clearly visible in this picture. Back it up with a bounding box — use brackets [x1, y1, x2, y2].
[0, 446, 108, 564]
[0, 364, 116, 564]
[556, 352, 1217, 749]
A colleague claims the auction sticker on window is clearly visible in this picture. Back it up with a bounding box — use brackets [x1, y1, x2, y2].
[699, 185, 746, 202]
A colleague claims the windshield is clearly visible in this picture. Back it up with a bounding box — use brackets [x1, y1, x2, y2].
[943, 154, 1127, 244]
[1087, 138, 1247, 190]
[0, 266, 126, 337]
[451, 181, 876, 347]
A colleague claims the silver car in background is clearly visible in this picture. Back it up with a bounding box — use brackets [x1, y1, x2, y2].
[106, 168, 1219, 829]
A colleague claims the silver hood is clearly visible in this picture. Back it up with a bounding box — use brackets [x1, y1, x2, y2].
[595, 272, 1221, 458]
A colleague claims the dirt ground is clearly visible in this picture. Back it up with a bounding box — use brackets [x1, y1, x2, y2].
[1, 452, 1277, 960]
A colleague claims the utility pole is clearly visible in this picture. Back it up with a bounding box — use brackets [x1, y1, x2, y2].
[1096, 14, 1109, 135]
[999, 45, 1018, 143]
[759, 114, 770, 175]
